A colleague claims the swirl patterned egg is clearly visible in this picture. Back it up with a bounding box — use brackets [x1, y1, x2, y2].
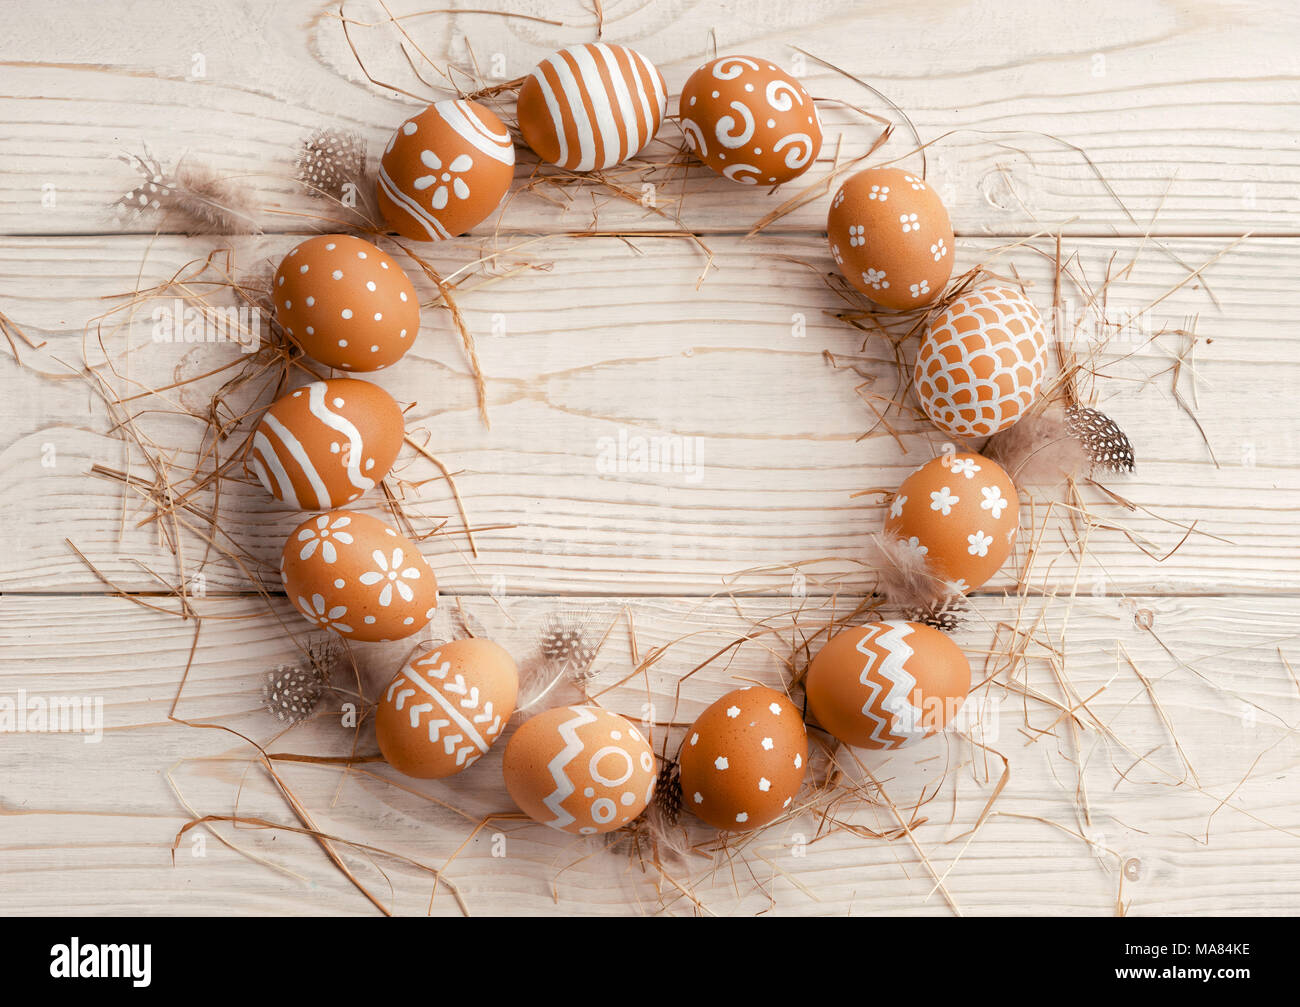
[806, 621, 971, 750]
[376, 639, 518, 779]
[503, 706, 656, 835]
[679, 686, 807, 831]
[679, 55, 821, 185]
[827, 167, 954, 309]
[915, 285, 1049, 438]
[377, 99, 515, 241]
[280, 511, 438, 643]
[274, 234, 420, 372]
[249, 379, 404, 509]
[517, 42, 666, 171]
[884, 452, 1018, 594]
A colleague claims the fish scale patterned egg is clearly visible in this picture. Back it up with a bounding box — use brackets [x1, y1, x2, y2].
[915, 285, 1049, 438]
[517, 42, 667, 172]
[274, 234, 420, 372]
[377, 99, 515, 241]
[248, 378, 404, 509]
[679, 686, 806, 831]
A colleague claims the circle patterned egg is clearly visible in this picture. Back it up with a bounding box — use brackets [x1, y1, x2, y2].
[376, 639, 518, 779]
[679, 55, 821, 185]
[274, 234, 420, 372]
[806, 621, 971, 750]
[679, 686, 806, 831]
[249, 378, 404, 509]
[517, 42, 666, 172]
[377, 99, 515, 241]
[280, 510, 438, 643]
[884, 451, 1019, 594]
[503, 706, 656, 835]
[914, 285, 1049, 438]
[827, 167, 954, 309]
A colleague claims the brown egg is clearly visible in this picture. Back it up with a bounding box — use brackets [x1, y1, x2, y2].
[376, 639, 518, 779]
[679, 687, 806, 831]
[377, 99, 515, 241]
[273, 235, 420, 372]
[280, 510, 437, 643]
[827, 167, 954, 309]
[806, 621, 970, 749]
[915, 285, 1048, 438]
[518, 43, 666, 171]
[248, 378, 404, 509]
[503, 706, 656, 835]
[884, 452, 1018, 594]
[679, 56, 821, 185]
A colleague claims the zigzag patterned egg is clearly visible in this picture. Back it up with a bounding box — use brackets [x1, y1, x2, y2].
[377, 640, 518, 779]
[915, 285, 1048, 437]
[377, 99, 515, 241]
[249, 379, 404, 509]
[517, 43, 667, 172]
[680, 56, 821, 185]
[806, 621, 970, 750]
[280, 510, 437, 643]
[503, 706, 656, 835]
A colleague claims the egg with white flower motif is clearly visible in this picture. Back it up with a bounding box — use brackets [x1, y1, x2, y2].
[280, 511, 438, 642]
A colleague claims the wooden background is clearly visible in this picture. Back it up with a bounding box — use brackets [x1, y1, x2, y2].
[2, 0, 1298, 915]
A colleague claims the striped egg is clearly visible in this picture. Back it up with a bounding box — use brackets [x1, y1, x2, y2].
[249, 379, 404, 510]
[517, 42, 667, 172]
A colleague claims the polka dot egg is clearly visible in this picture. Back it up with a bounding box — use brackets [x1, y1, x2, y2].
[274, 234, 420, 372]
[503, 706, 656, 835]
[679, 686, 806, 831]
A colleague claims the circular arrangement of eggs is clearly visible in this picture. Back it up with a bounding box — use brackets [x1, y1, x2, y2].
[914, 285, 1049, 438]
[679, 686, 806, 831]
[274, 234, 420, 372]
[376, 639, 518, 779]
[679, 55, 822, 185]
[503, 706, 656, 835]
[827, 167, 954, 309]
[884, 451, 1019, 593]
[807, 622, 971, 749]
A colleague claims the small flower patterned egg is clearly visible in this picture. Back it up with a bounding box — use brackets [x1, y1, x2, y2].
[248, 378, 404, 509]
[827, 167, 954, 309]
[274, 234, 420, 372]
[376, 639, 518, 779]
[679, 55, 822, 185]
[517, 42, 667, 172]
[806, 621, 970, 750]
[280, 510, 437, 643]
[377, 99, 515, 241]
[679, 686, 806, 831]
[503, 706, 656, 835]
[915, 285, 1049, 438]
[884, 452, 1018, 594]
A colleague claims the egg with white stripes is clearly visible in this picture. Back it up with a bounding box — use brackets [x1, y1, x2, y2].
[377, 99, 515, 241]
[377, 639, 519, 779]
[249, 379, 404, 509]
[517, 42, 667, 172]
[806, 622, 971, 750]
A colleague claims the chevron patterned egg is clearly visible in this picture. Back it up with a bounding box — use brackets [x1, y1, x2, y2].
[806, 621, 970, 750]
[280, 511, 437, 643]
[376, 640, 518, 779]
[249, 379, 404, 509]
[915, 285, 1048, 437]
[377, 99, 515, 241]
[884, 451, 1018, 594]
[517, 43, 667, 171]
[503, 706, 656, 835]
[679, 686, 806, 831]
[274, 234, 420, 372]
[679, 55, 821, 185]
